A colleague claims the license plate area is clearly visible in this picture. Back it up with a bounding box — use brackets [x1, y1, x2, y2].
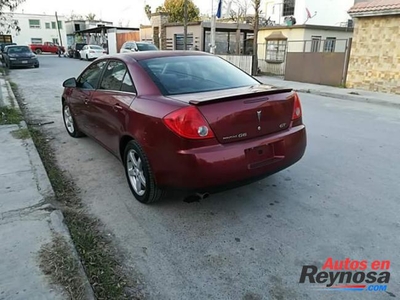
[245, 140, 285, 169]
[21, 60, 28, 63]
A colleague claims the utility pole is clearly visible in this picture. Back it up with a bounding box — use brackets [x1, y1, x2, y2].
[55, 11, 63, 47]
[184, 0, 188, 50]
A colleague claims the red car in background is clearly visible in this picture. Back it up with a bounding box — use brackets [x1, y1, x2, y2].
[61, 51, 307, 204]
[30, 42, 65, 54]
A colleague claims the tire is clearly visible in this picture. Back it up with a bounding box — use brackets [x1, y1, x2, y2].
[86, 54, 89, 61]
[34, 64, 39, 68]
[35, 49, 42, 55]
[124, 140, 164, 204]
[62, 103, 85, 138]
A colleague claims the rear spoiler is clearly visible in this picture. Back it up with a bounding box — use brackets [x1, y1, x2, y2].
[189, 88, 294, 106]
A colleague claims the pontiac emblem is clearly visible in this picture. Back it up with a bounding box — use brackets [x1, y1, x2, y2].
[257, 110, 261, 131]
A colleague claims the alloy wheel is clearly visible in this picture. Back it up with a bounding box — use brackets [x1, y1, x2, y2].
[126, 149, 146, 196]
[63, 105, 75, 134]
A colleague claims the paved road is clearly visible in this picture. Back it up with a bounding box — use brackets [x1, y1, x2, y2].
[9, 55, 400, 300]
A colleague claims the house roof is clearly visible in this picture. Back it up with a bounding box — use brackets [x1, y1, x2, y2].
[348, 0, 400, 17]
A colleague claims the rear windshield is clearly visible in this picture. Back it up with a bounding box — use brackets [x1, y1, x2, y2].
[76, 44, 86, 50]
[137, 43, 158, 51]
[89, 45, 103, 50]
[138, 55, 259, 95]
[8, 46, 31, 54]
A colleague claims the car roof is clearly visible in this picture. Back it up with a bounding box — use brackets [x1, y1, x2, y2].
[6, 45, 29, 48]
[105, 50, 211, 62]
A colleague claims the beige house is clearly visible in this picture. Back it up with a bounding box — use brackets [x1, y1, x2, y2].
[347, 0, 400, 94]
[257, 24, 354, 76]
[140, 13, 254, 54]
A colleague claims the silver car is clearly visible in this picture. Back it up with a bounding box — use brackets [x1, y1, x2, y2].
[119, 41, 158, 53]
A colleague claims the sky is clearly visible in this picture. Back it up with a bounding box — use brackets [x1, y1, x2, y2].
[14, 0, 222, 27]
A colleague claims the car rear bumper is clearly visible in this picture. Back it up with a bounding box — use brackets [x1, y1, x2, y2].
[9, 59, 38, 67]
[154, 125, 307, 191]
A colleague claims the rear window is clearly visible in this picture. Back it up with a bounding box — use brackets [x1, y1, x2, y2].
[136, 43, 158, 51]
[89, 45, 103, 50]
[138, 55, 259, 95]
[8, 46, 31, 54]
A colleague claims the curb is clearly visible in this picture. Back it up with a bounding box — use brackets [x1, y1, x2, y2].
[3, 77, 96, 300]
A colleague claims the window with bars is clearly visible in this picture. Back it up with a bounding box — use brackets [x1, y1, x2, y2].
[31, 38, 43, 44]
[311, 36, 321, 52]
[174, 34, 193, 50]
[323, 37, 336, 52]
[266, 40, 287, 63]
[282, 0, 295, 17]
[29, 19, 40, 28]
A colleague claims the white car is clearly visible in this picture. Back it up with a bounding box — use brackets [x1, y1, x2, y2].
[119, 41, 158, 53]
[79, 45, 106, 61]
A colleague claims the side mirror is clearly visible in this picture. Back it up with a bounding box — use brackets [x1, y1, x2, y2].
[63, 77, 77, 88]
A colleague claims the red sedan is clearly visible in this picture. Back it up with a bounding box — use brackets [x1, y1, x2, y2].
[62, 51, 306, 203]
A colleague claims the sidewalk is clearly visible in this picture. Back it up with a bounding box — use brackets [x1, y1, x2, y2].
[256, 76, 400, 108]
[0, 78, 94, 299]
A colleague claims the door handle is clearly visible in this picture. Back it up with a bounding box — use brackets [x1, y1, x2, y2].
[113, 103, 123, 111]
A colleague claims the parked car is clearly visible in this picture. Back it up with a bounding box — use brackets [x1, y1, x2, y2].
[68, 42, 87, 59]
[79, 44, 107, 61]
[0, 42, 16, 63]
[29, 42, 64, 54]
[2, 45, 39, 69]
[61, 51, 306, 203]
[119, 41, 158, 53]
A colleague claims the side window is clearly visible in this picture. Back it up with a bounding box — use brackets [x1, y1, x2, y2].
[99, 61, 126, 91]
[78, 61, 106, 89]
[121, 72, 136, 93]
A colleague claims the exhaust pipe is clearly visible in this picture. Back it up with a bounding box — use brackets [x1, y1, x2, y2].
[184, 192, 210, 203]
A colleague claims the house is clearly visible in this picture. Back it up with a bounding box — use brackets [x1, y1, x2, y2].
[263, 0, 355, 27]
[65, 19, 113, 46]
[346, 0, 400, 94]
[142, 13, 254, 54]
[257, 24, 353, 77]
[0, 13, 67, 46]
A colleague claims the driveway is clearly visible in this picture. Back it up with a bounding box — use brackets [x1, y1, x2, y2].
[9, 55, 400, 300]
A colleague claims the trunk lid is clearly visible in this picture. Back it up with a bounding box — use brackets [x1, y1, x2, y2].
[168, 85, 296, 144]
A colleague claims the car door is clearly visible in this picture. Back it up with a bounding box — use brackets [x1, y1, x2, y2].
[90, 60, 136, 154]
[68, 60, 107, 137]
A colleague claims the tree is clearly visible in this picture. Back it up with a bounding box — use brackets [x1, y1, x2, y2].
[157, 0, 200, 23]
[252, 0, 261, 75]
[86, 13, 96, 21]
[67, 11, 84, 21]
[0, 0, 24, 34]
[228, 0, 250, 54]
[144, 4, 152, 21]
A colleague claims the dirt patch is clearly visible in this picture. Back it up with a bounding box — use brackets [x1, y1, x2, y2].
[11, 127, 30, 139]
[39, 233, 88, 299]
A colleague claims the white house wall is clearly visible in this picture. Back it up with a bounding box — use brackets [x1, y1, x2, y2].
[264, 0, 354, 26]
[1, 13, 68, 46]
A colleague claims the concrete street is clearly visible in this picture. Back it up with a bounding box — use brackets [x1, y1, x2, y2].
[9, 55, 400, 300]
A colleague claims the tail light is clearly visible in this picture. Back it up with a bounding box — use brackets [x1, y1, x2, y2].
[291, 93, 302, 126]
[163, 106, 215, 139]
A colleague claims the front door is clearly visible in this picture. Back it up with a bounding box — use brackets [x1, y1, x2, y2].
[89, 60, 136, 154]
[70, 60, 107, 137]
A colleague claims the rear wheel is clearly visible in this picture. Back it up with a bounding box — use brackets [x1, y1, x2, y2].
[62, 103, 85, 138]
[35, 49, 42, 55]
[124, 140, 164, 204]
[86, 54, 88, 60]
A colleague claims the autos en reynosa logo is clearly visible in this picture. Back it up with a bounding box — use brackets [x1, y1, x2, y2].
[299, 257, 391, 292]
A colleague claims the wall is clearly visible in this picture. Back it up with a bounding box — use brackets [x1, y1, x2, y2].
[107, 29, 117, 54]
[165, 24, 203, 50]
[0, 13, 68, 46]
[140, 26, 153, 41]
[264, 0, 354, 26]
[346, 16, 400, 94]
[301, 27, 353, 52]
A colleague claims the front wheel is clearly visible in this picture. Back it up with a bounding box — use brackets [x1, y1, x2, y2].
[124, 140, 164, 204]
[62, 103, 85, 138]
